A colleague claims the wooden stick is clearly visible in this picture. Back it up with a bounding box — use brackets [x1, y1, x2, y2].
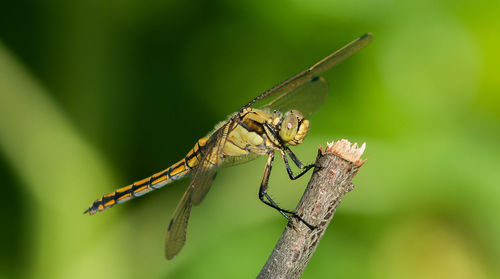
[257, 139, 366, 279]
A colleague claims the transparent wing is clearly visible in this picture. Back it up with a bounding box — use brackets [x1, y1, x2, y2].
[190, 123, 231, 205]
[260, 77, 329, 119]
[221, 153, 260, 168]
[165, 185, 193, 260]
[242, 33, 372, 111]
[165, 122, 233, 259]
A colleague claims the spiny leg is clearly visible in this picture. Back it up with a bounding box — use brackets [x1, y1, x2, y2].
[259, 152, 316, 230]
[279, 149, 315, 180]
[285, 146, 316, 170]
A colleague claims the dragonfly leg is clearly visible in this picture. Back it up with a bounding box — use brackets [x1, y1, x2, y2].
[285, 146, 314, 169]
[259, 152, 316, 230]
[279, 149, 315, 180]
[264, 192, 290, 220]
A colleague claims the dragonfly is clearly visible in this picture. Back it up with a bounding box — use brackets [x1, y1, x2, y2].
[85, 33, 372, 259]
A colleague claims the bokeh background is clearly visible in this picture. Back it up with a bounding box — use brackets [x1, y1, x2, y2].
[1, 0, 499, 278]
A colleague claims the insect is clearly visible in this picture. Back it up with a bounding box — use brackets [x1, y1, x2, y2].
[85, 33, 372, 259]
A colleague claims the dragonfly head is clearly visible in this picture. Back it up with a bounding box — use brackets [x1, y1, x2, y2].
[278, 110, 310, 146]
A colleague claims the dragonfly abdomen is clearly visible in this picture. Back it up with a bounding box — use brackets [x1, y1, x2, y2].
[84, 137, 209, 215]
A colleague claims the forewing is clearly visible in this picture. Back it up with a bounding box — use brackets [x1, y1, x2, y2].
[165, 186, 193, 260]
[260, 77, 329, 119]
[242, 33, 372, 110]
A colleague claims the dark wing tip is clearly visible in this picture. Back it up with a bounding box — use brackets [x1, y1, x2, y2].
[361, 33, 374, 39]
[166, 252, 177, 260]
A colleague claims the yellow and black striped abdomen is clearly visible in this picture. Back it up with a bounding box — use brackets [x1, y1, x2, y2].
[84, 137, 209, 214]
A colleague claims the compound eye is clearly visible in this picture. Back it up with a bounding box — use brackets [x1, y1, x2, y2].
[279, 111, 299, 142]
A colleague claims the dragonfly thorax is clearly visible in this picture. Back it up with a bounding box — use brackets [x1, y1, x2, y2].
[276, 110, 310, 146]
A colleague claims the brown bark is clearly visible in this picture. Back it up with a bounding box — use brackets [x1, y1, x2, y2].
[257, 140, 366, 279]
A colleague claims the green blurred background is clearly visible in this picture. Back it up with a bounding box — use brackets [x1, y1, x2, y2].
[1, 0, 499, 278]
